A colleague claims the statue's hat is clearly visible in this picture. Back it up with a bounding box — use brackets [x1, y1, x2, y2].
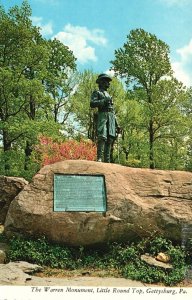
[96, 73, 112, 83]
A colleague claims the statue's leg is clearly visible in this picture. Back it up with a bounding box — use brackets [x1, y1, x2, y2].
[104, 137, 114, 163]
[97, 138, 105, 162]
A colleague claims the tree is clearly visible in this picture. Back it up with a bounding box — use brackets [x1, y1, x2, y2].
[117, 78, 188, 169]
[70, 70, 98, 140]
[0, 1, 62, 176]
[117, 94, 149, 167]
[44, 38, 77, 123]
[145, 78, 188, 169]
[0, 1, 47, 172]
[178, 87, 192, 171]
[22, 36, 77, 170]
[111, 28, 173, 168]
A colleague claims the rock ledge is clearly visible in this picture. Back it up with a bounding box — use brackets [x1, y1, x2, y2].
[4, 160, 192, 246]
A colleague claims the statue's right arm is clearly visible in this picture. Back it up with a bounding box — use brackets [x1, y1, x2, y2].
[90, 91, 105, 108]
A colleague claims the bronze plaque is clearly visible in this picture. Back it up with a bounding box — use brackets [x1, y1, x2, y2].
[54, 174, 107, 212]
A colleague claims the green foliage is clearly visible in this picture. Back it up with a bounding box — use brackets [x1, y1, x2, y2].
[0, 1, 76, 178]
[122, 263, 166, 284]
[0, 232, 7, 243]
[70, 70, 99, 140]
[186, 238, 192, 255]
[7, 235, 188, 286]
[0, 2, 192, 176]
[111, 28, 190, 169]
[8, 236, 75, 269]
[45, 38, 76, 123]
[122, 261, 186, 286]
[168, 247, 186, 266]
[119, 237, 187, 285]
[147, 236, 173, 255]
[111, 28, 171, 86]
[108, 243, 139, 266]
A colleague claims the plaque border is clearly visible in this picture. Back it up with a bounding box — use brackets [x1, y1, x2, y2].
[53, 173, 107, 212]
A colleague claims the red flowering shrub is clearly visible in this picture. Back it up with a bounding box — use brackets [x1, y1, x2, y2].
[34, 136, 97, 166]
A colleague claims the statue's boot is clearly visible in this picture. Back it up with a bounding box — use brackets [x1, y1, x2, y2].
[97, 139, 105, 162]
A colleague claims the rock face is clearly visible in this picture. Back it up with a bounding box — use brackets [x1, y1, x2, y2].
[4, 160, 192, 246]
[140, 254, 172, 269]
[0, 261, 145, 286]
[0, 249, 6, 264]
[0, 176, 28, 224]
[0, 240, 9, 264]
[0, 262, 43, 285]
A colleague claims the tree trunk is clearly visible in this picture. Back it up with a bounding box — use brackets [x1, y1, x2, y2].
[88, 111, 97, 142]
[24, 95, 35, 170]
[2, 129, 11, 173]
[24, 141, 32, 170]
[122, 146, 130, 160]
[29, 96, 36, 119]
[149, 119, 155, 169]
[54, 104, 58, 123]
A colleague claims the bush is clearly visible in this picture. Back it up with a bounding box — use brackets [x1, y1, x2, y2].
[8, 236, 75, 269]
[185, 238, 192, 264]
[34, 136, 97, 166]
[148, 236, 173, 255]
[7, 235, 188, 286]
[0, 232, 7, 243]
[122, 262, 166, 284]
[121, 237, 188, 285]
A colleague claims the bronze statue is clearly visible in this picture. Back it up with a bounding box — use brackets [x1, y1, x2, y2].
[90, 74, 120, 163]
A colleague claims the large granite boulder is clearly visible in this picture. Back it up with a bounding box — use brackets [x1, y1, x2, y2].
[0, 176, 28, 224]
[4, 160, 192, 246]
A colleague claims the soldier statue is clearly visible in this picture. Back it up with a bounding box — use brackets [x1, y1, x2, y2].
[90, 73, 120, 163]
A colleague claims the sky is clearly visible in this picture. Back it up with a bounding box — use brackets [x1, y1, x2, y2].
[1, 0, 192, 87]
